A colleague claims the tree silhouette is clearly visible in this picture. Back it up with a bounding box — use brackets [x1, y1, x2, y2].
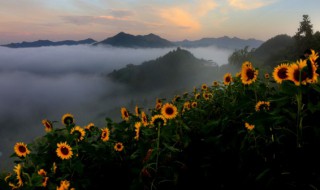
[294, 14, 314, 54]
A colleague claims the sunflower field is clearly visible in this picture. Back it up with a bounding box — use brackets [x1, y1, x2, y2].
[1, 50, 320, 190]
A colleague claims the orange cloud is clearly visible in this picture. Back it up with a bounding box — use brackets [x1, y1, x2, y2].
[228, 0, 275, 10]
[159, 8, 200, 30]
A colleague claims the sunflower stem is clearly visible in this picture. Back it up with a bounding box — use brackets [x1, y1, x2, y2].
[155, 123, 161, 172]
[296, 89, 303, 148]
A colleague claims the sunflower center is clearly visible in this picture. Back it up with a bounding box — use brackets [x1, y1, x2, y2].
[278, 68, 288, 79]
[73, 131, 81, 139]
[61, 146, 69, 155]
[166, 108, 174, 115]
[101, 131, 106, 138]
[225, 76, 231, 82]
[246, 69, 255, 80]
[18, 146, 26, 153]
[64, 117, 73, 124]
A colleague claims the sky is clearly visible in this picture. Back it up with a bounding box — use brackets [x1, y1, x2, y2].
[1, 0, 320, 44]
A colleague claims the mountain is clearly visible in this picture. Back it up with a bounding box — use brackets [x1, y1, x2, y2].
[93, 32, 175, 48]
[174, 36, 263, 50]
[1, 38, 96, 48]
[107, 47, 230, 93]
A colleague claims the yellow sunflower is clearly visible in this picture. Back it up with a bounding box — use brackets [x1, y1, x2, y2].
[135, 105, 140, 116]
[307, 51, 319, 83]
[114, 142, 124, 152]
[264, 73, 270, 79]
[52, 162, 57, 174]
[38, 169, 49, 187]
[85, 122, 95, 131]
[223, 73, 233, 85]
[14, 142, 30, 157]
[134, 122, 142, 140]
[183, 101, 191, 111]
[56, 142, 73, 160]
[61, 113, 74, 126]
[212, 81, 219, 87]
[150, 114, 167, 127]
[161, 103, 178, 119]
[57, 180, 70, 190]
[141, 111, 148, 126]
[287, 59, 308, 86]
[101, 127, 110, 142]
[255, 101, 270, 112]
[241, 61, 258, 85]
[201, 83, 208, 91]
[245, 122, 255, 131]
[121, 107, 130, 121]
[194, 93, 201, 100]
[13, 164, 23, 187]
[272, 63, 290, 84]
[172, 95, 181, 103]
[70, 126, 86, 141]
[191, 101, 197, 108]
[42, 119, 53, 132]
[155, 102, 162, 110]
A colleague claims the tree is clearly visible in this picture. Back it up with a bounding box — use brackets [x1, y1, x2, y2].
[228, 46, 252, 68]
[294, 14, 314, 54]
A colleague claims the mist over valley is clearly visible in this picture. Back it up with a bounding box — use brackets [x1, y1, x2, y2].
[0, 44, 234, 170]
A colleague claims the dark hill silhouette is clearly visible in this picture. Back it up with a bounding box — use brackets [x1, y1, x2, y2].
[93, 32, 175, 48]
[1, 38, 96, 48]
[107, 47, 227, 93]
[174, 36, 263, 50]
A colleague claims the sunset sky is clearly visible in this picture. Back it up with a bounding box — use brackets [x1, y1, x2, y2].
[1, 0, 320, 44]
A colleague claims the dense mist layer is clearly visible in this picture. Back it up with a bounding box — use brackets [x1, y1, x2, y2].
[0, 45, 232, 171]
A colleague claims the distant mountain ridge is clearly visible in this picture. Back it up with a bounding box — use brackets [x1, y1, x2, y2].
[93, 32, 175, 48]
[1, 32, 264, 49]
[1, 38, 96, 48]
[174, 36, 263, 49]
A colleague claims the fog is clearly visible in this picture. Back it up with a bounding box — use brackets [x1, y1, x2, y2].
[0, 45, 232, 171]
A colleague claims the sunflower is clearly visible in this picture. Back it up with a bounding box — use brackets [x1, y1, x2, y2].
[134, 122, 142, 140]
[255, 101, 270, 112]
[272, 63, 290, 84]
[121, 107, 130, 121]
[172, 95, 181, 103]
[57, 180, 70, 190]
[52, 162, 57, 174]
[194, 93, 201, 100]
[13, 164, 23, 187]
[61, 113, 74, 126]
[155, 102, 162, 110]
[201, 83, 208, 91]
[307, 53, 319, 83]
[183, 101, 191, 111]
[14, 142, 30, 157]
[150, 114, 167, 127]
[245, 122, 255, 131]
[161, 103, 178, 119]
[51, 162, 58, 174]
[212, 81, 219, 87]
[70, 126, 86, 142]
[38, 169, 49, 187]
[203, 92, 213, 100]
[42, 119, 53, 132]
[191, 101, 197, 108]
[223, 73, 233, 85]
[101, 128, 110, 142]
[141, 111, 148, 126]
[114, 142, 124, 152]
[56, 142, 73, 160]
[287, 59, 308, 86]
[264, 73, 270, 79]
[85, 122, 95, 131]
[241, 61, 258, 85]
